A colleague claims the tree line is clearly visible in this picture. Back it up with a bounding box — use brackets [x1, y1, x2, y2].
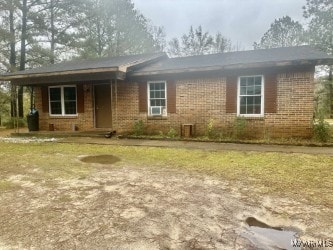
[0, 0, 332, 123]
[1, 0, 332, 68]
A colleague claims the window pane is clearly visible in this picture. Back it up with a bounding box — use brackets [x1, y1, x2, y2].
[155, 99, 161, 106]
[247, 96, 254, 105]
[64, 87, 76, 101]
[248, 77, 254, 86]
[240, 105, 246, 114]
[50, 88, 61, 101]
[246, 86, 255, 95]
[240, 86, 246, 95]
[240, 96, 246, 105]
[240, 78, 246, 86]
[255, 76, 262, 85]
[65, 101, 76, 114]
[50, 101, 61, 114]
[239, 96, 262, 115]
[254, 105, 261, 114]
[254, 96, 261, 105]
[161, 99, 166, 106]
[155, 91, 161, 98]
[150, 83, 155, 90]
[246, 104, 253, 114]
[150, 91, 155, 98]
[150, 100, 156, 106]
[254, 85, 261, 95]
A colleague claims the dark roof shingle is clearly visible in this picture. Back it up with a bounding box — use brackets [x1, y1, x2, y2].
[3, 52, 166, 77]
[131, 46, 333, 76]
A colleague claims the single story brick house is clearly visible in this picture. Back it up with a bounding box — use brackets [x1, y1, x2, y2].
[1, 46, 333, 138]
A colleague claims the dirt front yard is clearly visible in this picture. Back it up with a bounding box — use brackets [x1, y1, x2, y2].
[0, 138, 332, 249]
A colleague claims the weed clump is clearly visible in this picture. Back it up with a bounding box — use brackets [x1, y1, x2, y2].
[313, 117, 331, 142]
[232, 117, 247, 139]
[133, 120, 144, 136]
[166, 128, 177, 138]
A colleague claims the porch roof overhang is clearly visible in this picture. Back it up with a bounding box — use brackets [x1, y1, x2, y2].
[8, 69, 125, 86]
[0, 52, 167, 85]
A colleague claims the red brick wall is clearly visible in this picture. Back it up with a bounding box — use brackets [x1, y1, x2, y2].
[34, 69, 315, 138]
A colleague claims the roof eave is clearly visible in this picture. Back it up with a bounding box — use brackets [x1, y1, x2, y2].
[0, 67, 121, 81]
[129, 59, 332, 77]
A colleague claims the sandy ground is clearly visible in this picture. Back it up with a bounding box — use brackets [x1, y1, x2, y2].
[0, 165, 285, 249]
[1, 162, 332, 250]
[0, 165, 252, 249]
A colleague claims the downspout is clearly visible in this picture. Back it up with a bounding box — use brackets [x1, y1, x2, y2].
[30, 86, 34, 110]
[12, 83, 19, 133]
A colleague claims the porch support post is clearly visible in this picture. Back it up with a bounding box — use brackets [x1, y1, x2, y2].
[115, 79, 118, 130]
[30, 86, 34, 110]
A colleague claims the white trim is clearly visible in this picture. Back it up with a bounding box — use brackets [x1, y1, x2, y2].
[237, 75, 264, 117]
[147, 80, 168, 116]
[49, 85, 78, 117]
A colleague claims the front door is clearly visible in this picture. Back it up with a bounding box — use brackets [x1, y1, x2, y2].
[94, 84, 112, 128]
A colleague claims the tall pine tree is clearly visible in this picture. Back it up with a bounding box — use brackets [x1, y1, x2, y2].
[253, 16, 305, 49]
[78, 0, 162, 58]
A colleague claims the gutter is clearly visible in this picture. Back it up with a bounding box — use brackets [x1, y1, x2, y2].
[129, 59, 331, 77]
[0, 67, 120, 81]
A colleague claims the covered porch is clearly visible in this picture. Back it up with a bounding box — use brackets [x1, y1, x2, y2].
[14, 73, 121, 132]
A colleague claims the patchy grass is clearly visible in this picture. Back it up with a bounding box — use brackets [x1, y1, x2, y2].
[0, 141, 332, 207]
[0, 180, 19, 191]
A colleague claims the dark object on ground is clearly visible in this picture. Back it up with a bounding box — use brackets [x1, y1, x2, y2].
[246, 217, 282, 231]
[27, 109, 39, 131]
[105, 131, 116, 138]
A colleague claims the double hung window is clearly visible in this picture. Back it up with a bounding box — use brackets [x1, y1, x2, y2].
[238, 76, 264, 116]
[148, 81, 167, 116]
[49, 86, 77, 116]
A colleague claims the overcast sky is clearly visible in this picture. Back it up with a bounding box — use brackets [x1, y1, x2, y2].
[132, 0, 306, 50]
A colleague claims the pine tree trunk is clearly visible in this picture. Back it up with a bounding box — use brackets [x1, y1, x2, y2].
[18, 0, 28, 118]
[50, 0, 55, 64]
[9, 2, 17, 118]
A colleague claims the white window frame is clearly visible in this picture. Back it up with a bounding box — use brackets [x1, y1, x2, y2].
[237, 75, 264, 117]
[147, 81, 167, 116]
[49, 85, 78, 116]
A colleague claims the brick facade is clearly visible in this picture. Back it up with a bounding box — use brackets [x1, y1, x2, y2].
[34, 69, 315, 138]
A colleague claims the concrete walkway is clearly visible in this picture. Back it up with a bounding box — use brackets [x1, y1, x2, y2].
[1, 128, 332, 156]
[61, 137, 333, 156]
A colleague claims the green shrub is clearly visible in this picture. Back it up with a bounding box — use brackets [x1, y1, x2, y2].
[232, 117, 247, 139]
[4, 117, 27, 129]
[206, 119, 217, 139]
[313, 118, 331, 142]
[133, 120, 144, 136]
[166, 128, 177, 138]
